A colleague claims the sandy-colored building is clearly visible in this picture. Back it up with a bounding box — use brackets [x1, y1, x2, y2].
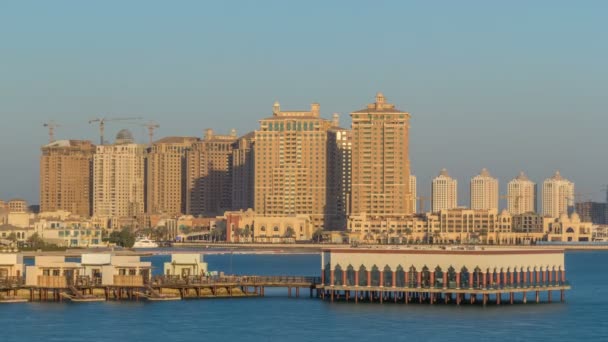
[470, 168, 498, 211]
[542, 171, 575, 218]
[350, 93, 413, 219]
[147, 136, 199, 216]
[410, 175, 417, 213]
[507, 172, 537, 214]
[0, 224, 34, 243]
[432, 169, 458, 212]
[40, 140, 95, 217]
[80, 254, 151, 286]
[231, 132, 255, 211]
[0, 253, 24, 278]
[254, 102, 333, 230]
[25, 256, 81, 288]
[186, 129, 237, 216]
[327, 120, 351, 230]
[93, 130, 146, 221]
[224, 209, 314, 243]
[8, 199, 28, 213]
[163, 254, 208, 277]
[545, 213, 592, 242]
[35, 217, 104, 248]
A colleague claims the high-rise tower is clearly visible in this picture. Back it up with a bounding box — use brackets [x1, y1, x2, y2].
[542, 171, 574, 218]
[350, 93, 412, 218]
[507, 171, 537, 214]
[470, 168, 499, 210]
[432, 169, 458, 212]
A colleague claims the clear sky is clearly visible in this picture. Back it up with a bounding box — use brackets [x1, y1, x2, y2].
[1, 1, 607, 206]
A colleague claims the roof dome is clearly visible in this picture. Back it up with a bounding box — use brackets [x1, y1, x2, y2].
[116, 129, 134, 144]
[571, 212, 580, 223]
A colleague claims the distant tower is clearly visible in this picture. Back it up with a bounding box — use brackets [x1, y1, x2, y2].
[542, 171, 574, 218]
[470, 168, 499, 210]
[432, 169, 457, 212]
[507, 171, 537, 214]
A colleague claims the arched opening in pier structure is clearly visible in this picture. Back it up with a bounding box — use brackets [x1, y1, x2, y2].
[460, 266, 470, 289]
[447, 266, 457, 289]
[334, 265, 343, 286]
[358, 265, 368, 287]
[473, 267, 482, 289]
[434, 266, 443, 288]
[383, 265, 393, 287]
[370, 265, 380, 287]
[421, 266, 430, 288]
[324, 263, 331, 286]
[408, 266, 418, 288]
[346, 265, 356, 286]
[395, 266, 405, 288]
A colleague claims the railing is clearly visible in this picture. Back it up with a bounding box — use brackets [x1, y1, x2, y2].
[152, 275, 321, 287]
[114, 275, 144, 287]
[38, 276, 68, 288]
[327, 280, 571, 290]
[74, 276, 102, 287]
[0, 276, 24, 288]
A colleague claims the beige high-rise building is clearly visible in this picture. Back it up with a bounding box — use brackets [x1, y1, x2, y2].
[93, 130, 146, 219]
[147, 136, 200, 216]
[254, 101, 333, 230]
[327, 115, 351, 230]
[432, 169, 457, 212]
[231, 132, 255, 211]
[410, 175, 417, 213]
[507, 171, 537, 214]
[470, 168, 499, 211]
[542, 171, 574, 218]
[350, 93, 412, 218]
[186, 129, 237, 216]
[40, 140, 95, 217]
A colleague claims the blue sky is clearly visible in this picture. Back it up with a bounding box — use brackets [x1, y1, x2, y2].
[1, 1, 607, 206]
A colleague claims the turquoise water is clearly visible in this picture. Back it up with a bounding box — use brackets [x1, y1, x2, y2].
[2, 251, 607, 341]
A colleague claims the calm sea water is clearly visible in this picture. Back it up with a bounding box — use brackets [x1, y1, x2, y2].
[2, 250, 607, 341]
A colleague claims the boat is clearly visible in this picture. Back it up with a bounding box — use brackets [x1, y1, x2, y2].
[133, 238, 159, 248]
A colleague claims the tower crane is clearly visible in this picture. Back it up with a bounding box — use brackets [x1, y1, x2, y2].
[501, 194, 523, 214]
[88, 117, 143, 145]
[42, 121, 60, 143]
[142, 121, 160, 146]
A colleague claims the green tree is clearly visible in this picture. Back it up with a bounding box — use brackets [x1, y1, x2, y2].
[108, 228, 136, 248]
[27, 233, 46, 249]
[312, 228, 324, 243]
[7, 232, 18, 242]
[179, 225, 191, 235]
[284, 227, 295, 239]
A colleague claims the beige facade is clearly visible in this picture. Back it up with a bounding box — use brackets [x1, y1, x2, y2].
[0, 253, 24, 278]
[432, 169, 457, 212]
[163, 254, 208, 277]
[231, 132, 255, 211]
[8, 199, 28, 213]
[410, 175, 417, 213]
[223, 209, 314, 242]
[186, 129, 236, 216]
[25, 256, 81, 288]
[147, 137, 199, 216]
[542, 171, 574, 218]
[80, 254, 151, 286]
[40, 140, 95, 217]
[254, 102, 333, 230]
[350, 93, 412, 218]
[93, 130, 146, 221]
[545, 213, 592, 242]
[327, 123, 352, 230]
[507, 172, 537, 214]
[470, 168, 498, 211]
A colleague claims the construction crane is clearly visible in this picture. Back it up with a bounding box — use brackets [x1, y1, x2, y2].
[42, 121, 60, 143]
[88, 117, 143, 145]
[142, 121, 160, 146]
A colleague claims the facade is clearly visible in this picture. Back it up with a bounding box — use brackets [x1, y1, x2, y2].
[163, 254, 208, 277]
[147, 137, 199, 216]
[80, 254, 151, 286]
[0, 224, 34, 243]
[25, 256, 81, 288]
[432, 169, 457, 212]
[575, 201, 607, 225]
[0, 253, 24, 278]
[35, 217, 104, 248]
[8, 199, 28, 213]
[470, 168, 498, 211]
[545, 213, 592, 242]
[410, 175, 417, 213]
[223, 209, 314, 243]
[93, 130, 146, 221]
[327, 121, 352, 230]
[231, 132, 255, 211]
[350, 93, 413, 219]
[40, 140, 95, 217]
[542, 171, 574, 218]
[254, 102, 333, 230]
[186, 129, 237, 216]
[507, 172, 537, 215]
